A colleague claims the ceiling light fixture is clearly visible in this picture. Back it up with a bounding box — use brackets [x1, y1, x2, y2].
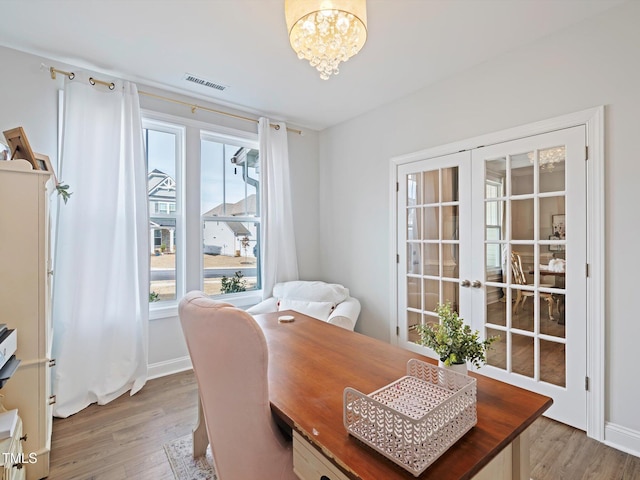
[285, 0, 367, 80]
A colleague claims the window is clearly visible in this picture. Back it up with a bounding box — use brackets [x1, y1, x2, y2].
[201, 134, 260, 296]
[145, 121, 182, 303]
[485, 180, 504, 271]
[144, 114, 261, 308]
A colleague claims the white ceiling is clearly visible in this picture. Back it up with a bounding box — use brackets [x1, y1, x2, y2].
[0, 0, 625, 130]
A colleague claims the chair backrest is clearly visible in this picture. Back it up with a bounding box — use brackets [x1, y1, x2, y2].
[510, 251, 527, 285]
[179, 291, 293, 480]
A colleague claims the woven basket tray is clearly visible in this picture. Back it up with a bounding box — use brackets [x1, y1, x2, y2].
[343, 359, 477, 477]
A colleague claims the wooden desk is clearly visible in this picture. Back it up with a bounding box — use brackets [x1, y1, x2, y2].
[193, 311, 552, 479]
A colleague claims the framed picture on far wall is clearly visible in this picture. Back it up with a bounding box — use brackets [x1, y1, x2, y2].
[551, 214, 565, 240]
[549, 213, 566, 251]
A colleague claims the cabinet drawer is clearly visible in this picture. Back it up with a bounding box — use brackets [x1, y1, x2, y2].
[293, 430, 350, 480]
[0, 418, 25, 480]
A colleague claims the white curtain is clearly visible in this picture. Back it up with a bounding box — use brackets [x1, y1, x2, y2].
[52, 77, 149, 418]
[258, 118, 299, 297]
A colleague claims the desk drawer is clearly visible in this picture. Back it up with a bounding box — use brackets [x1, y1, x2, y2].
[293, 431, 350, 480]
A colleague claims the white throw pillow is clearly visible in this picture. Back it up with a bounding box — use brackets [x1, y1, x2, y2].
[278, 298, 335, 321]
[273, 281, 349, 304]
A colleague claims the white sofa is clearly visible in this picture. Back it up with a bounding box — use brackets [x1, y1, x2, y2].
[246, 280, 361, 331]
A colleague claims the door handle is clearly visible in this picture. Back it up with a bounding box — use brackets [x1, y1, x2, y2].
[460, 279, 471, 288]
[471, 280, 482, 288]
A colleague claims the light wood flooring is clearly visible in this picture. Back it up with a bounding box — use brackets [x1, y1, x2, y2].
[47, 370, 639, 480]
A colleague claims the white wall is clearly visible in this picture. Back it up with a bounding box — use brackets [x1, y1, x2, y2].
[0, 44, 321, 376]
[318, 1, 640, 455]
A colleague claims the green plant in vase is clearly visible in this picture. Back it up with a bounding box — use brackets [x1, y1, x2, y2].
[415, 302, 498, 369]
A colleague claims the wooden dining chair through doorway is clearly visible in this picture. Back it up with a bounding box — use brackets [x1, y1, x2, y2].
[511, 251, 556, 321]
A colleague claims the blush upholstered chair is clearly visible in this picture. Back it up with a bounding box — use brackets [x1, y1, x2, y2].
[179, 291, 297, 480]
[246, 280, 361, 330]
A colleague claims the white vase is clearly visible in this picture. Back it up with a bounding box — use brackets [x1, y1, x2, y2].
[438, 360, 468, 375]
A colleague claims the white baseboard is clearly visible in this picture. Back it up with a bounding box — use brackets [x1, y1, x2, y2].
[604, 422, 640, 458]
[147, 355, 193, 380]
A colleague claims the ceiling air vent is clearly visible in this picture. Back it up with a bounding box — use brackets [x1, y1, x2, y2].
[184, 73, 228, 91]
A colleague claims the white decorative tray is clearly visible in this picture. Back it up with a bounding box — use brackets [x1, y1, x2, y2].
[343, 359, 477, 477]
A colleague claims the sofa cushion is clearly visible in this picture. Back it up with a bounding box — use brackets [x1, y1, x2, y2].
[272, 281, 349, 304]
[278, 298, 335, 321]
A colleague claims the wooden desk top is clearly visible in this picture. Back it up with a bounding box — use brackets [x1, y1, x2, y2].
[256, 310, 553, 480]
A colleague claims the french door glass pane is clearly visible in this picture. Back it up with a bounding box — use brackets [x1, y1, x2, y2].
[441, 167, 459, 202]
[540, 196, 565, 240]
[407, 173, 421, 204]
[538, 146, 566, 194]
[485, 292, 506, 327]
[442, 205, 458, 240]
[442, 281, 459, 310]
[540, 339, 566, 387]
[486, 157, 507, 182]
[424, 207, 439, 239]
[407, 208, 421, 240]
[485, 243, 501, 277]
[407, 277, 421, 310]
[423, 243, 440, 276]
[407, 243, 421, 274]
[423, 170, 439, 203]
[511, 333, 534, 378]
[408, 311, 421, 343]
[512, 198, 534, 240]
[511, 152, 534, 195]
[423, 278, 439, 312]
[486, 327, 506, 369]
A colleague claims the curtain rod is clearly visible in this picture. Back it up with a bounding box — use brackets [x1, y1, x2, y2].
[137, 90, 302, 135]
[47, 65, 302, 135]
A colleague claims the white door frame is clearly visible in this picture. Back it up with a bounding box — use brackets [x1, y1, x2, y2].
[390, 106, 605, 440]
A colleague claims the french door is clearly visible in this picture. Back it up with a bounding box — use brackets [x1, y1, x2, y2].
[397, 126, 587, 429]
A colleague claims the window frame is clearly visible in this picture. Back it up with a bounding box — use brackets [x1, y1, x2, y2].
[143, 110, 262, 319]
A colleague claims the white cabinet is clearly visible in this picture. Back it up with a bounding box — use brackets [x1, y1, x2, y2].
[0, 416, 26, 480]
[0, 160, 53, 480]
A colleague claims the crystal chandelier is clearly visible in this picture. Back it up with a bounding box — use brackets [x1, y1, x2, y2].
[285, 0, 368, 80]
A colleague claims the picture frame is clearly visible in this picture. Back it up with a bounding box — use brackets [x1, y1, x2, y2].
[34, 153, 57, 183]
[2, 126, 38, 170]
[0, 142, 9, 161]
[551, 214, 565, 240]
[549, 214, 566, 251]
